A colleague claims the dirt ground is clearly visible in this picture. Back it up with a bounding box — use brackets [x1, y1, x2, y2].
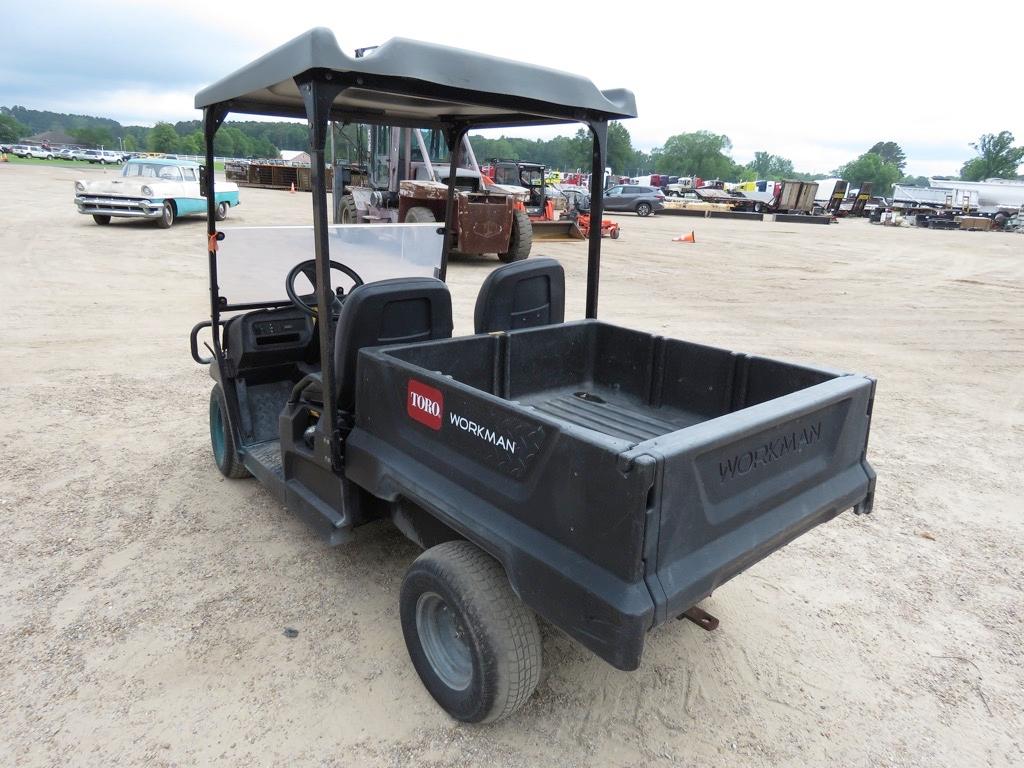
[1, 162, 1021, 768]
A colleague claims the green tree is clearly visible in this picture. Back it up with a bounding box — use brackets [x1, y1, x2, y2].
[959, 131, 1024, 180]
[147, 122, 181, 153]
[606, 121, 636, 176]
[747, 151, 795, 179]
[651, 131, 736, 179]
[178, 131, 203, 156]
[836, 152, 901, 195]
[867, 141, 907, 172]
[0, 113, 28, 143]
[898, 174, 929, 187]
[70, 126, 115, 148]
[122, 134, 138, 152]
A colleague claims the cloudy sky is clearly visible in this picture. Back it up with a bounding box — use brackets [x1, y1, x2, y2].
[2, 1, 1021, 175]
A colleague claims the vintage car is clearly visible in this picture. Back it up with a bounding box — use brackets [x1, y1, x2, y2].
[74, 158, 240, 227]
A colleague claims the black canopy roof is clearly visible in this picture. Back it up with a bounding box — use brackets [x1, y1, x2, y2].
[194, 27, 636, 127]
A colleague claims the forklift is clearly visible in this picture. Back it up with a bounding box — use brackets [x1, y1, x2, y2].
[486, 158, 585, 240]
[334, 125, 532, 262]
[191, 28, 876, 724]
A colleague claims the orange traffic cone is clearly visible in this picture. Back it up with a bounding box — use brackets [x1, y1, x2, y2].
[290, 181, 296, 194]
[672, 230, 696, 243]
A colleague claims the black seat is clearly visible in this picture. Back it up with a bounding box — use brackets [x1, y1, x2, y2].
[333, 277, 453, 410]
[473, 258, 565, 334]
[293, 277, 452, 410]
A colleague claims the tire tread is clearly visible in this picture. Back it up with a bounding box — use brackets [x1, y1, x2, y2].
[409, 541, 541, 722]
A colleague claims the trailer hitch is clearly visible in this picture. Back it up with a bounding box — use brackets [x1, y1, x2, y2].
[678, 606, 719, 632]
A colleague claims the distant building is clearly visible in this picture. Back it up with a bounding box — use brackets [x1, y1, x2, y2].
[25, 130, 78, 147]
[279, 150, 310, 164]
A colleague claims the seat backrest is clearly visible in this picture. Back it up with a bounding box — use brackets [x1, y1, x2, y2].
[473, 258, 565, 334]
[334, 277, 453, 411]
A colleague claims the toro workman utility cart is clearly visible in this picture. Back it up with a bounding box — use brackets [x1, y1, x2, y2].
[191, 28, 876, 723]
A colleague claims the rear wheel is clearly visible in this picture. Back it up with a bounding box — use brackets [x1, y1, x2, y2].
[209, 384, 250, 479]
[92, 214, 111, 226]
[636, 201, 653, 217]
[400, 541, 542, 723]
[215, 201, 229, 221]
[404, 206, 436, 223]
[157, 200, 175, 229]
[498, 208, 532, 263]
[339, 194, 358, 224]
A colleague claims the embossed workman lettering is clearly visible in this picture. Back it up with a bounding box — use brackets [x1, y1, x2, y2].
[719, 422, 822, 481]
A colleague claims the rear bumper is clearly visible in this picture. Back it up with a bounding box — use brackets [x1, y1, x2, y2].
[75, 195, 163, 218]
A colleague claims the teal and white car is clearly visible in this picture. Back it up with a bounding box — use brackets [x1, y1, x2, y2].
[74, 158, 240, 228]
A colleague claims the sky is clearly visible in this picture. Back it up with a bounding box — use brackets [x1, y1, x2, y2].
[2, 1, 1022, 176]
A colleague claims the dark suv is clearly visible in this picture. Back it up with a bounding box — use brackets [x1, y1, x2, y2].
[603, 185, 665, 216]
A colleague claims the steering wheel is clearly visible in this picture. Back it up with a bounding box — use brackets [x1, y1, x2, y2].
[285, 259, 364, 318]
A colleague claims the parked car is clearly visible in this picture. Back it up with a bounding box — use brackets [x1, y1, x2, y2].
[26, 146, 56, 160]
[74, 158, 240, 228]
[11, 145, 33, 158]
[603, 184, 665, 216]
[57, 148, 76, 160]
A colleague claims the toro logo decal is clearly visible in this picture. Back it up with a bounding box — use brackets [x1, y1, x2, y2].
[407, 379, 443, 430]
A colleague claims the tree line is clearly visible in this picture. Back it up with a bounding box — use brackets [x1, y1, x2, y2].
[3, 105, 1022, 193]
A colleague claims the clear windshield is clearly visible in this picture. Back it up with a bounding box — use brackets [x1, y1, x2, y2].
[123, 162, 183, 180]
[216, 223, 444, 306]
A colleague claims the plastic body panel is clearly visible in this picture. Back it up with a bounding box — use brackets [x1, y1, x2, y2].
[345, 320, 876, 670]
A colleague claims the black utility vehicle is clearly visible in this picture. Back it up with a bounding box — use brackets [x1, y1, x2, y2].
[191, 29, 876, 724]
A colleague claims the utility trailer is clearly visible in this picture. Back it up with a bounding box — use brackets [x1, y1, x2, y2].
[191, 28, 877, 724]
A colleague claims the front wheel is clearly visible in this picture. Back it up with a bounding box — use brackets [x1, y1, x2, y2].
[215, 201, 229, 221]
[400, 541, 542, 723]
[636, 201, 653, 217]
[209, 384, 250, 479]
[157, 200, 175, 229]
[92, 214, 111, 225]
[339, 194, 358, 224]
[404, 206, 436, 223]
[498, 208, 532, 263]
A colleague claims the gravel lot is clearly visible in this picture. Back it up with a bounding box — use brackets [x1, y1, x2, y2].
[1, 162, 1021, 767]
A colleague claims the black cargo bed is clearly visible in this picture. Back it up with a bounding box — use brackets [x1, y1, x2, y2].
[385, 319, 838, 448]
[521, 387, 704, 442]
[348, 319, 875, 670]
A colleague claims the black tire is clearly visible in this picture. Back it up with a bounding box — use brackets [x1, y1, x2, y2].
[636, 201, 653, 217]
[339, 194, 358, 224]
[92, 214, 112, 225]
[498, 208, 532, 263]
[209, 384, 250, 479]
[215, 201, 229, 221]
[400, 541, 542, 723]
[404, 206, 436, 223]
[610, 227, 620, 239]
[157, 200, 175, 229]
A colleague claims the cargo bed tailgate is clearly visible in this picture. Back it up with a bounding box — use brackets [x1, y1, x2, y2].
[626, 374, 876, 626]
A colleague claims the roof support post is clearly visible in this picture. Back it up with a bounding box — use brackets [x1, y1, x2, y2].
[586, 119, 608, 319]
[300, 77, 346, 469]
[203, 105, 227, 356]
[438, 123, 469, 282]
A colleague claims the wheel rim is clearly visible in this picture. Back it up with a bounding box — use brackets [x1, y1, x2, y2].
[163, 204, 173, 225]
[638, 204, 650, 216]
[210, 395, 227, 466]
[416, 592, 472, 690]
[218, 202, 228, 217]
